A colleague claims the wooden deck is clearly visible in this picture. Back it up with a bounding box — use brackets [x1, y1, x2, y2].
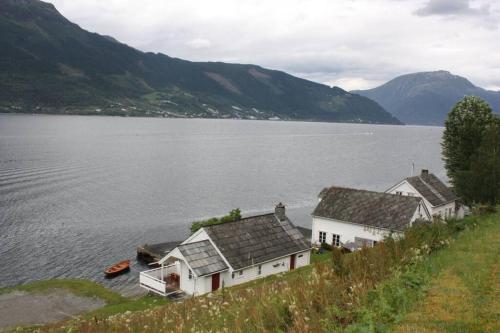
[163, 274, 180, 293]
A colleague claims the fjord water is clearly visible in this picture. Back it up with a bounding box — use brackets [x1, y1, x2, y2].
[0, 114, 444, 294]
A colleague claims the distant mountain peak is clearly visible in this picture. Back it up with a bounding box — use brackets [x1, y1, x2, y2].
[352, 71, 499, 125]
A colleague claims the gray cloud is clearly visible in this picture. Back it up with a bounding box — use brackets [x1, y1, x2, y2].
[415, 0, 490, 17]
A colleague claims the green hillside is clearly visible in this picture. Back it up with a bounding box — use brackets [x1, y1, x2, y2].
[0, 0, 400, 124]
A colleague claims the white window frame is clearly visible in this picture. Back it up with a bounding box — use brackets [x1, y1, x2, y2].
[319, 231, 327, 243]
[188, 269, 193, 280]
[332, 233, 340, 247]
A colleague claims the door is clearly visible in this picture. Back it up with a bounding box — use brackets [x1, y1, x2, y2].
[211, 272, 220, 291]
[290, 254, 296, 270]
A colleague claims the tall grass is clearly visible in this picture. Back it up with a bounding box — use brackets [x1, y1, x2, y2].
[38, 215, 488, 333]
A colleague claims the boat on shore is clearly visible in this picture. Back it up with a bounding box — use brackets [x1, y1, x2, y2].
[104, 260, 130, 278]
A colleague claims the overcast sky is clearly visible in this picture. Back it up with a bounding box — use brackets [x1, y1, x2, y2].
[49, 0, 500, 91]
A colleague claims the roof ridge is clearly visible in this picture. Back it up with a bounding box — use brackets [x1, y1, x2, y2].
[203, 212, 276, 229]
[177, 239, 210, 247]
[325, 186, 422, 202]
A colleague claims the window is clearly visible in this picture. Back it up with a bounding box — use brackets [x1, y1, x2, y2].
[407, 192, 415, 196]
[396, 191, 403, 195]
[257, 265, 262, 275]
[231, 272, 235, 279]
[332, 234, 340, 247]
[188, 269, 193, 280]
[239, 270, 243, 276]
[298, 254, 303, 258]
[319, 231, 327, 243]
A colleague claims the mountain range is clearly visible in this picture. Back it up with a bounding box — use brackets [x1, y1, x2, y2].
[352, 71, 500, 125]
[0, 0, 400, 124]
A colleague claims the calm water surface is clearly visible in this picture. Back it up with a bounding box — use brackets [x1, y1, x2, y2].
[0, 114, 444, 294]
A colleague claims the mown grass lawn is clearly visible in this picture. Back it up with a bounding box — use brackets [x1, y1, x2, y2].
[394, 213, 500, 333]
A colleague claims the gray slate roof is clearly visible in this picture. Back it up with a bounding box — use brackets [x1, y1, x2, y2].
[296, 226, 312, 243]
[177, 240, 228, 277]
[405, 173, 458, 207]
[313, 187, 423, 231]
[204, 213, 310, 270]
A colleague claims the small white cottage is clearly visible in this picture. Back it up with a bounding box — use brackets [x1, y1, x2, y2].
[140, 203, 311, 296]
[385, 169, 464, 220]
[311, 186, 431, 250]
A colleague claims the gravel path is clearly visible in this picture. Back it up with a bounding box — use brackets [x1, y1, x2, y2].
[0, 290, 105, 330]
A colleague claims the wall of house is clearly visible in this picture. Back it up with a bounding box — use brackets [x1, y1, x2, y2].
[410, 202, 431, 222]
[430, 202, 456, 220]
[311, 217, 397, 246]
[179, 260, 196, 294]
[184, 229, 210, 244]
[218, 250, 311, 289]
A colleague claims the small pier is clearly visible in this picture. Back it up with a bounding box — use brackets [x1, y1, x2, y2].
[136, 241, 180, 265]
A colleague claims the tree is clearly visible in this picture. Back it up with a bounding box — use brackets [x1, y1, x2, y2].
[442, 96, 494, 200]
[465, 119, 500, 205]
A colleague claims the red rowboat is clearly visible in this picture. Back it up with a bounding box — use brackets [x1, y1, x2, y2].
[104, 260, 130, 277]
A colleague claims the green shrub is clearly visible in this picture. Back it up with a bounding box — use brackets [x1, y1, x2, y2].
[190, 208, 241, 233]
[320, 242, 333, 251]
[474, 204, 497, 215]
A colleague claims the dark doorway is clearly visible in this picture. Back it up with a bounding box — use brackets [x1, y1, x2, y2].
[290, 254, 296, 270]
[211, 272, 220, 291]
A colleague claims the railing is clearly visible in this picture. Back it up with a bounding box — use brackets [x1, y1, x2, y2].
[139, 264, 179, 296]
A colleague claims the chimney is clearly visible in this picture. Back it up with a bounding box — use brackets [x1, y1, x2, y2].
[421, 169, 429, 176]
[275, 202, 286, 221]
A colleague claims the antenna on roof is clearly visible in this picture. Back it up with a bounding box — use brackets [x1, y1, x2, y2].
[410, 162, 415, 176]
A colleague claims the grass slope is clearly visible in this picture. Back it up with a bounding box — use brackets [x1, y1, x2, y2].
[394, 213, 500, 332]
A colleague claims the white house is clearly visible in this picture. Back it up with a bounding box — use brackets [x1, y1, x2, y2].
[385, 169, 464, 220]
[140, 203, 311, 296]
[311, 186, 431, 250]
